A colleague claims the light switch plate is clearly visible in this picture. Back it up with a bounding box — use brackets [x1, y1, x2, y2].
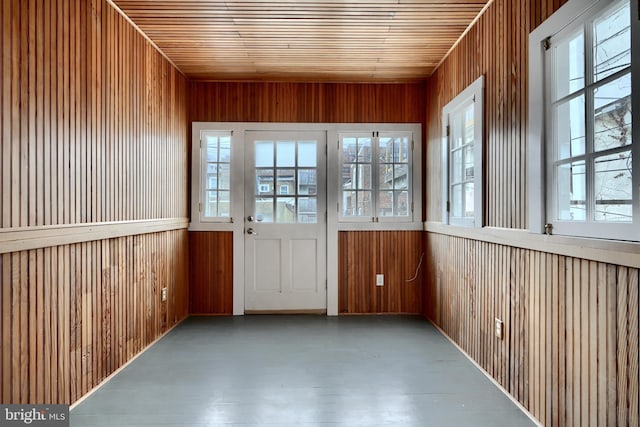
[376, 274, 384, 287]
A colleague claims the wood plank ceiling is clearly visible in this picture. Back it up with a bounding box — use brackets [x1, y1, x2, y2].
[111, 0, 490, 82]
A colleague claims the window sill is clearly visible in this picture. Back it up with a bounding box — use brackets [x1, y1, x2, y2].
[424, 221, 640, 268]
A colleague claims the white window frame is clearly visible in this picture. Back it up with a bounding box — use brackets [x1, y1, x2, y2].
[196, 130, 235, 223]
[529, 0, 638, 241]
[441, 75, 484, 227]
[338, 130, 416, 224]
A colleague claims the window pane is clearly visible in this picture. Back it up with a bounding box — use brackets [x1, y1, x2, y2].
[277, 141, 296, 167]
[593, 73, 632, 151]
[593, 1, 631, 82]
[464, 105, 475, 144]
[395, 191, 409, 217]
[555, 94, 586, 159]
[452, 149, 463, 184]
[342, 137, 357, 160]
[357, 165, 371, 190]
[218, 164, 230, 190]
[452, 184, 462, 218]
[357, 138, 372, 162]
[394, 165, 409, 190]
[557, 161, 586, 221]
[342, 190, 357, 216]
[255, 198, 274, 223]
[298, 197, 317, 223]
[379, 164, 392, 190]
[594, 150, 632, 222]
[219, 137, 231, 162]
[256, 169, 274, 195]
[276, 197, 296, 223]
[464, 145, 474, 180]
[357, 191, 372, 216]
[379, 191, 393, 217]
[298, 170, 316, 195]
[255, 141, 274, 167]
[277, 169, 295, 195]
[205, 191, 218, 217]
[218, 191, 230, 217]
[395, 136, 409, 163]
[451, 113, 463, 149]
[206, 137, 218, 162]
[554, 30, 585, 99]
[206, 164, 218, 190]
[378, 137, 393, 163]
[464, 183, 475, 218]
[342, 169, 355, 190]
[298, 141, 316, 167]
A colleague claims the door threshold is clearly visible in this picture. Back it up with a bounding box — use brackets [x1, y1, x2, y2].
[244, 309, 327, 315]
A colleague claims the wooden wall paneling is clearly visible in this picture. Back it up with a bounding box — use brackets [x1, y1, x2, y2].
[339, 231, 423, 314]
[1, 0, 189, 406]
[189, 232, 233, 315]
[425, 232, 640, 426]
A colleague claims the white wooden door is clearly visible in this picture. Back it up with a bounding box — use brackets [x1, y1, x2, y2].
[244, 131, 327, 311]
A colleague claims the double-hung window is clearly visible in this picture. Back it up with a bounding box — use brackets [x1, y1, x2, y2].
[531, 0, 637, 240]
[339, 131, 414, 222]
[442, 76, 484, 227]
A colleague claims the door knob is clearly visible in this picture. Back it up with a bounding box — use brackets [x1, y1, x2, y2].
[247, 215, 254, 222]
[247, 228, 258, 235]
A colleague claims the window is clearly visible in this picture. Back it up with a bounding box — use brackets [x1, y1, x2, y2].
[529, 0, 637, 240]
[200, 131, 232, 221]
[339, 131, 414, 222]
[441, 76, 484, 227]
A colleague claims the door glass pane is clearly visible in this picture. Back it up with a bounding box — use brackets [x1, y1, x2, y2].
[255, 197, 274, 223]
[593, 1, 631, 82]
[277, 141, 296, 167]
[464, 105, 475, 144]
[554, 30, 585, 99]
[298, 197, 317, 223]
[557, 161, 586, 221]
[378, 137, 393, 163]
[594, 150, 632, 222]
[256, 141, 274, 167]
[277, 169, 295, 195]
[464, 145, 474, 180]
[593, 73, 632, 151]
[205, 191, 218, 217]
[276, 197, 296, 223]
[298, 141, 316, 167]
[451, 113, 463, 149]
[555, 94, 586, 159]
[395, 136, 410, 163]
[256, 170, 274, 195]
[298, 170, 317, 195]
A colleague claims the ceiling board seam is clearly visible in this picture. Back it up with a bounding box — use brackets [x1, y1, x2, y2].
[106, 0, 187, 78]
[430, 0, 494, 77]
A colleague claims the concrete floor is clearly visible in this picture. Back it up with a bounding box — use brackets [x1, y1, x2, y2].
[71, 315, 536, 427]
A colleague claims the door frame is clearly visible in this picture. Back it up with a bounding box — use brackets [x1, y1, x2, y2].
[190, 122, 422, 316]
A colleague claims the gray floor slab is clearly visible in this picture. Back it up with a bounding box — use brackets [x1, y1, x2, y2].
[71, 315, 536, 427]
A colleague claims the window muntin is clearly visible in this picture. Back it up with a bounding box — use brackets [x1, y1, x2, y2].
[254, 139, 318, 224]
[339, 132, 413, 222]
[547, 0, 633, 233]
[202, 131, 232, 220]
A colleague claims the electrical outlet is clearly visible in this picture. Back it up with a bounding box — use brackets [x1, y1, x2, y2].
[161, 287, 167, 302]
[376, 274, 384, 287]
[495, 318, 503, 340]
